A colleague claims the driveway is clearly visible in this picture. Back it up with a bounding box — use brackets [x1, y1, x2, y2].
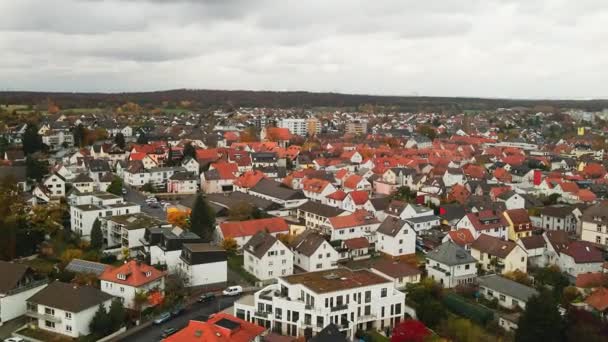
[117, 296, 239, 342]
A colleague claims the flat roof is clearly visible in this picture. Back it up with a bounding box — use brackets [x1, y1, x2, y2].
[282, 268, 390, 294]
[108, 213, 167, 230]
[74, 204, 103, 211]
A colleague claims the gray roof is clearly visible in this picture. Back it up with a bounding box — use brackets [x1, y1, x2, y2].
[478, 274, 538, 302]
[0, 166, 27, 182]
[298, 201, 344, 218]
[291, 230, 327, 257]
[377, 216, 408, 237]
[65, 259, 109, 276]
[426, 241, 477, 266]
[250, 178, 306, 201]
[243, 231, 280, 259]
[28, 281, 113, 313]
[406, 215, 440, 224]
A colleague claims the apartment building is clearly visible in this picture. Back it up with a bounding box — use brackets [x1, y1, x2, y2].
[102, 212, 171, 250]
[234, 268, 406, 339]
[244, 231, 294, 281]
[580, 203, 608, 246]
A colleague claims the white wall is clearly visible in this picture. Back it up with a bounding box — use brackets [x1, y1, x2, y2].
[180, 261, 227, 287]
[0, 283, 47, 324]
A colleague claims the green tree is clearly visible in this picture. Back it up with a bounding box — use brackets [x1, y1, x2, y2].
[416, 124, 437, 140]
[89, 304, 112, 337]
[189, 193, 216, 241]
[22, 123, 44, 155]
[136, 133, 148, 144]
[228, 201, 254, 221]
[26, 156, 49, 181]
[515, 290, 564, 342]
[106, 177, 123, 196]
[166, 147, 175, 166]
[108, 300, 126, 331]
[114, 132, 126, 149]
[90, 218, 103, 250]
[183, 143, 196, 159]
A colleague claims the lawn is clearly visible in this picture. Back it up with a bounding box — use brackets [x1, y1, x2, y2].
[227, 253, 259, 285]
[367, 330, 390, 342]
[17, 327, 74, 342]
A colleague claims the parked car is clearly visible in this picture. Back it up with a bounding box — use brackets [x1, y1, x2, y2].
[148, 202, 161, 208]
[122, 188, 128, 195]
[171, 306, 185, 316]
[4, 338, 25, 342]
[161, 327, 178, 338]
[223, 285, 243, 296]
[153, 312, 172, 325]
[198, 292, 216, 303]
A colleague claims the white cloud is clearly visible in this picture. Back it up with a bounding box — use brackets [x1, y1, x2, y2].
[0, 0, 607, 98]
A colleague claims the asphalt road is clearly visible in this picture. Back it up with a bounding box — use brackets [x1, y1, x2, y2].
[120, 296, 239, 342]
[123, 186, 166, 220]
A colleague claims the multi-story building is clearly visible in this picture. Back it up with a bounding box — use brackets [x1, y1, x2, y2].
[540, 205, 580, 233]
[99, 260, 165, 309]
[26, 282, 114, 338]
[234, 268, 406, 339]
[291, 230, 340, 272]
[376, 217, 416, 257]
[456, 210, 509, 240]
[145, 227, 201, 273]
[178, 243, 227, 288]
[471, 234, 528, 274]
[101, 213, 171, 251]
[0, 262, 48, 326]
[426, 241, 477, 288]
[69, 192, 140, 240]
[278, 118, 308, 136]
[244, 231, 294, 281]
[345, 121, 367, 135]
[580, 203, 608, 247]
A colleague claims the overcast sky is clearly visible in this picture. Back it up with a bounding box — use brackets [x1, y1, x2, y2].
[1, 0, 607, 99]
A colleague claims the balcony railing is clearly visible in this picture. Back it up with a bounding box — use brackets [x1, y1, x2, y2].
[26, 309, 62, 323]
[254, 311, 270, 318]
[6, 279, 48, 296]
[330, 304, 348, 312]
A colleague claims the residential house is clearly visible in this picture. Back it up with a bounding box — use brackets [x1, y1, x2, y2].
[516, 235, 547, 268]
[217, 217, 290, 249]
[540, 205, 580, 233]
[297, 201, 346, 231]
[442, 229, 475, 251]
[147, 227, 201, 273]
[70, 192, 140, 240]
[243, 231, 294, 281]
[102, 212, 171, 251]
[341, 190, 369, 212]
[70, 173, 95, 193]
[302, 178, 337, 203]
[425, 241, 477, 288]
[201, 162, 238, 193]
[502, 208, 534, 241]
[234, 268, 406, 338]
[371, 259, 422, 290]
[477, 274, 538, 310]
[326, 210, 381, 243]
[42, 173, 66, 198]
[291, 230, 339, 272]
[471, 234, 528, 274]
[580, 202, 608, 247]
[442, 168, 464, 187]
[167, 172, 198, 194]
[558, 241, 604, 277]
[26, 282, 114, 338]
[376, 216, 416, 257]
[343, 174, 371, 192]
[178, 243, 228, 287]
[456, 210, 509, 240]
[164, 313, 266, 342]
[0, 262, 48, 326]
[99, 260, 165, 309]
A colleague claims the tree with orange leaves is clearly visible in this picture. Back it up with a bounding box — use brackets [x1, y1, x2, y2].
[167, 210, 189, 227]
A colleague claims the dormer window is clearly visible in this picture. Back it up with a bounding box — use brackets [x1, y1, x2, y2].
[145, 271, 151, 277]
[117, 273, 126, 280]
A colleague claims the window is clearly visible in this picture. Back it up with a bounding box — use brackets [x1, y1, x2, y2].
[120, 287, 125, 293]
[512, 299, 519, 307]
[349, 228, 355, 233]
[269, 271, 273, 276]
[318, 254, 323, 259]
[45, 321, 55, 328]
[364, 305, 371, 315]
[275, 308, 282, 319]
[365, 290, 371, 303]
[280, 250, 285, 255]
[487, 290, 494, 296]
[45, 308, 55, 315]
[465, 264, 470, 270]
[326, 253, 330, 257]
[316, 263, 322, 269]
[65, 312, 72, 319]
[399, 239, 403, 244]
[66, 325, 72, 332]
[381, 288, 387, 298]
[499, 294, 506, 301]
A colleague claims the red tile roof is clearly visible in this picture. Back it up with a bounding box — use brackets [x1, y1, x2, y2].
[344, 174, 364, 189]
[129, 152, 147, 161]
[344, 237, 370, 250]
[328, 210, 379, 230]
[163, 313, 266, 342]
[493, 167, 512, 182]
[234, 170, 265, 188]
[577, 189, 597, 202]
[302, 178, 331, 194]
[326, 190, 347, 201]
[575, 272, 608, 288]
[196, 149, 219, 161]
[265, 127, 292, 141]
[347, 190, 369, 205]
[465, 210, 508, 231]
[220, 218, 289, 238]
[98, 260, 165, 288]
[447, 229, 475, 247]
[503, 208, 532, 232]
[211, 162, 238, 180]
[562, 241, 604, 264]
[585, 287, 608, 312]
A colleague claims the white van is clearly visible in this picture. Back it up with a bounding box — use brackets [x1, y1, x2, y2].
[222, 285, 243, 296]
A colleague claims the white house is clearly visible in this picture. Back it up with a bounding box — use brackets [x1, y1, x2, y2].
[147, 227, 202, 273]
[99, 260, 165, 309]
[376, 217, 416, 257]
[471, 234, 528, 274]
[26, 282, 114, 338]
[291, 230, 339, 272]
[326, 210, 381, 243]
[426, 241, 477, 288]
[0, 262, 48, 326]
[243, 231, 294, 281]
[217, 217, 290, 249]
[70, 192, 140, 240]
[580, 203, 608, 246]
[477, 274, 538, 310]
[102, 213, 171, 251]
[42, 173, 66, 198]
[234, 268, 406, 339]
[178, 243, 228, 287]
[371, 259, 422, 290]
[456, 210, 509, 240]
[442, 168, 464, 187]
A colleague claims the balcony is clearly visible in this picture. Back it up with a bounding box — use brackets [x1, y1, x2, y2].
[330, 304, 348, 312]
[254, 311, 270, 318]
[430, 265, 450, 275]
[26, 309, 62, 323]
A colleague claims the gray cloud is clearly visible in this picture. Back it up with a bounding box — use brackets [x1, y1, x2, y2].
[0, 0, 607, 98]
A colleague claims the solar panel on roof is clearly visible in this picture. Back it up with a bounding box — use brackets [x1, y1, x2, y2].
[65, 259, 107, 275]
[214, 318, 240, 331]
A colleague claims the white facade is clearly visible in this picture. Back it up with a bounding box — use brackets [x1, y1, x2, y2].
[43, 174, 66, 197]
[293, 240, 339, 272]
[244, 241, 294, 281]
[179, 260, 228, 287]
[29, 299, 112, 338]
[101, 277, 164, 309]
[70, 193, 140, 240]
[0, 282, 47, 325]
[278, 118, 307, 136]
[234, 269, 406, 339]
[426, 259, 477, 288]
[472, 245, 528, 274]
[376, 223, 416, 257]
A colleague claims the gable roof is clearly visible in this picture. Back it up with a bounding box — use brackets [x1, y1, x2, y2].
[447, 229, 475, 247]
[519, 235, 546, 250]
[0, 261, 34, 293]
[426, 241, 477, 266]
[562, 241, 604, 264]
[346, 190, 369, 205]
[343, 237, 370, 250]
[297, 201, 345, 218]
[27, 281, 113, 313]
[343, 174, 364, 189]
[163, 313, 266, 342]
[328, 210, 379, 230]
[98, 260, 165, 287]
[478, 274, 538, 302]
[471, 234, 517, 258]
[585, 287, 608, 312]
[464, 210, 508, 231]
[220, 217, 289, 239]
[291, 231, 329, 257]
[243, 231, 282, 259]
[371, 259, 421, 278]
[377, 216, 408, 237]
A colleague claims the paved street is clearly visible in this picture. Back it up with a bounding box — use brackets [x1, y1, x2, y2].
[123, 186, 166, 220]
[118, 296, 239, 342]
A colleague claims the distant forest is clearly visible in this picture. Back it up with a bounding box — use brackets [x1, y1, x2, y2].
[1, 89, 607, 112]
